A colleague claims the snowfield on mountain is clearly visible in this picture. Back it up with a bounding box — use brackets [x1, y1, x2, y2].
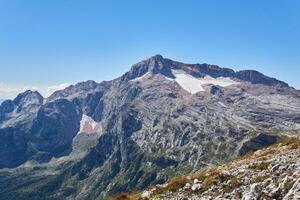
[0, 55, 299, 200]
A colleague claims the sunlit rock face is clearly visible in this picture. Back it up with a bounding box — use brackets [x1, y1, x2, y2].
[0, 55, 299, 200]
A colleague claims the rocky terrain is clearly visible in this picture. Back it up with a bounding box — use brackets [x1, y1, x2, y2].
[114, 137, 300, 200]
[0, 55, 299, 200]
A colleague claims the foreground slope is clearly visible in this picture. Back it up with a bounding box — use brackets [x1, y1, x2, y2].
[111, 137, 300, 200]
[0, 55, 299, 199]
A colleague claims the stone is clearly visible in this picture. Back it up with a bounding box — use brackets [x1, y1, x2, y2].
[183, 183, 191, 190]
[191, 183, 202, 191]
[141, 190, 153, 199]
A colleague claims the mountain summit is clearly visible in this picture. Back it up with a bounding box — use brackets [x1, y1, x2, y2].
[125, 54, 175, 80]
[0, 55, 299, 200]
[124, 55, 289, 88]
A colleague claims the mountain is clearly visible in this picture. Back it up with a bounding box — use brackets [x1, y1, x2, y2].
[112, 137, 300, 200]
[0, 55, 299, 200]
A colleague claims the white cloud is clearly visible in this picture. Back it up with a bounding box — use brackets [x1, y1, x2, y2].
[0, 83, 70, 100]
[44, 83, 70, 97]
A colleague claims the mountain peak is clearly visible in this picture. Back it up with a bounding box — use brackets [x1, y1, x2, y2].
[124, 54, 175, 80]
[124, 55, 289, 88]
[0, 55, 298, 200]
[13, 90, 43, 106]
[149, 54, 164, 61]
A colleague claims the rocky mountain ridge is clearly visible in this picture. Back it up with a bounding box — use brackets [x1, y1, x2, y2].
[0, 55, 299, 200]
[124, 55, 289, 88]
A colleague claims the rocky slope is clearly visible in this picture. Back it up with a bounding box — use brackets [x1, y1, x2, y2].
[119, 137, 300, 200]
[0, 55, 299, 200]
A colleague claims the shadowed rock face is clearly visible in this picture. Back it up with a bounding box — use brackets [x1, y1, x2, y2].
[183, 63, 236, 78]
[235, 70, 289, 87]
[0, 127, 27, 168]
[30, 99, 81, 161]
[239, 133, 279, 156]
[0, 92, 81, 168]
[210, 85, 223, 95]
[0, 55, 299, 199]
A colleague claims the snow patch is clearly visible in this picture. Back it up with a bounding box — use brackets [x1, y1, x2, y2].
[79, 114, 102, 135]
[166, 69, 239, 94]
[130, 72, 151, 82]
[164, 76, 175, 81]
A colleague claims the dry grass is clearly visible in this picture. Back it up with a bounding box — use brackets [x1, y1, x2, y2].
[290, 143, 299, 149]
[248, 162, 270, 171]
[279, 136, 300, 147]
[256, 148, 276, 159]
[283, 178, 297, 194]
[223, 177, 242, 194]
[164, 176, 189, 192]
[153, 168, 233, 196]
[253, 174, 270, 183]
[110, 137, 300, 200]
[202, 170, 231, 190]
[108, 193, 131, 200]
[108, 192, 141, 200]
[242, 151, 255, 160]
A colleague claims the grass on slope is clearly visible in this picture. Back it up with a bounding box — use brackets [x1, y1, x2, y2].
[108, 136, 300, 200]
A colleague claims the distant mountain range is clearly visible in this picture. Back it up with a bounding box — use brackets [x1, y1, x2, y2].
[0, 55, 299, 200]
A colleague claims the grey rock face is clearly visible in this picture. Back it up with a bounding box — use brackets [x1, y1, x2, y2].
[182, 63, 235, 78]
[0, 90, 44, 168]
[125, 55, 290, 88]
[0, 91, 82, 167]
[236, 70, 289, 87]
[47, 80, 108, 102]
[124, 55, 175, 80]
[0, 127, 27, 168]
[0, 55, 299, 199]
[30, 99, 81, 161]
[0, 90, 43, 130]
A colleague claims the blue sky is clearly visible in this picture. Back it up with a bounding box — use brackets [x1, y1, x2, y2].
[0, 0, 299, 99]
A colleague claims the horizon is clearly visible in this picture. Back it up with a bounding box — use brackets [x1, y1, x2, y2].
[0, 53, 299, 100]
[0, 0, 299, 99]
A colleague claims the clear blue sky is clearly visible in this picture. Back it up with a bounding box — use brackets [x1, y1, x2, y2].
[0, 0, 299, 98]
